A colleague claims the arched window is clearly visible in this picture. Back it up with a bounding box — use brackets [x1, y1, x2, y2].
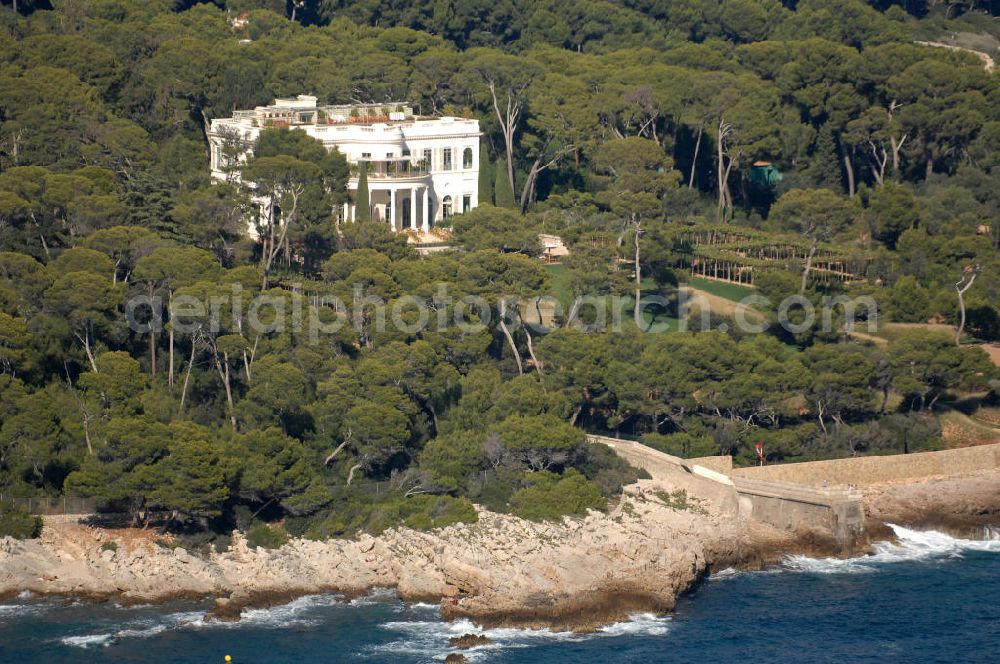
[442, 195, 453, 219]
[463, 147, 473, 169]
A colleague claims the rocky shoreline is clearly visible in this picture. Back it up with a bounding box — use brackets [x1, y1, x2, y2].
[2, 471, 999, 630]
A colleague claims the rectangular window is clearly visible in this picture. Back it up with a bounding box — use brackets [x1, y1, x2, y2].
[443, 148, 452, 171]
[402, 148, 411, 157]
[361, 152, 371, 159]
[386, 152, 394, 158]
[422, 149, 433, 170]
[463, 195, 471, 213]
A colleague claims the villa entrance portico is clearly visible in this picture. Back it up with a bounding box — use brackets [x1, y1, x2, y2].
[382, 185, 433, 232]
[345, 185, 433, 232]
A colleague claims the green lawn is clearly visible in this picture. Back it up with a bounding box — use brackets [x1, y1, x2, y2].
[687, 277, 755, 302]
[544, 264, 679, 333]
[545, 263, 572, 309]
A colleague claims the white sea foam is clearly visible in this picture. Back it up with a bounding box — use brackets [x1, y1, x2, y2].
[710, 567, 740, 581]
[784, 523, 1000, 574]
[0, 601, 52, 618]
[61, 633, 115, 648]
[372, 611, 671, 661]
[598, 612, 671, 636]
[59, 593, 346, 648]
[348, 587, 398, 606]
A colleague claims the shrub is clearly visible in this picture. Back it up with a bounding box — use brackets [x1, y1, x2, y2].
[399, 495, 478, 531]
[304, 493, 479, 540]
[99, 541, 118, 553]
[574, 444, 649, 497]
[467, 467, 520, 513]
[246, 522, 289, 550]
[174, 530, 232, 555]
[0, 501, 42, 540]
[509, 469, 606, 521]
[654, 489, 706, 514]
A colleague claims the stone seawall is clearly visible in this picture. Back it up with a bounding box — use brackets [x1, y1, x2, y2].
[586, 436, 740, 515]
[730, 443, 1000, 488]
[687, 456, 734, 474]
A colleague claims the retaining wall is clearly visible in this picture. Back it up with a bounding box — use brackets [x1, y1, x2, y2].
[730, 443, 1000, 488]
[731, 477, 866, 550]
[592, 436, 868, 550]
[587, 436, 740, 515]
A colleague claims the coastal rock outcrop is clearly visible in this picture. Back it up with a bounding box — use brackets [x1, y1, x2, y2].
[448, 633, 492, 648]
[0, 481, 751, 629]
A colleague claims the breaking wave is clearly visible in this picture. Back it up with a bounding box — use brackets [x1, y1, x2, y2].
[371, 612, 671, 661]
[60, 593, 345, 648]
[0, 600, 54, 618]
[784, 524, 1000, 574]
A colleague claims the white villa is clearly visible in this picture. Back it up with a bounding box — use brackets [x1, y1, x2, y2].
[209, 95, 481, 233]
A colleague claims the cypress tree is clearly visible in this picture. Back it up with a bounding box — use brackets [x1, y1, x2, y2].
[355, 163, 370, 222]
[811, 124, 843, 192]
[478, 140, 494, 205]
[494, 157, 515, 208]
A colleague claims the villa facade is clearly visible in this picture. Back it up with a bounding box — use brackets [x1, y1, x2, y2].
[209, 95, 482, 232]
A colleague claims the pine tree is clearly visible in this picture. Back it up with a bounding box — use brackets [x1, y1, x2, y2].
[355, 163, 370, 222]
[494, 157, 514, 208]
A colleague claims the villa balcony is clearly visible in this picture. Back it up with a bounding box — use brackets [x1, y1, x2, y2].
[353, 158, 430, 180]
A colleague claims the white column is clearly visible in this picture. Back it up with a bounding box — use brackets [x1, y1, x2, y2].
[422, 187, 431, 233]
[409, 188, 417, 231]
[388, 186, 397, 231]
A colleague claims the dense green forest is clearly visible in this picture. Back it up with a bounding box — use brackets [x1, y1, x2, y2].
[1, 0, 999, 543]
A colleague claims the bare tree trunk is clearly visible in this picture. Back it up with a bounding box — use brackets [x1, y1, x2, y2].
[689, 126, 702, 188]
[346, 463, 362, 486]
[485, 79, 523, 203]
[565, 296, 582, 327]
[498, 299, 523, 376]
[76, 332, 98, 373]
[168, 292, 174, 387]
[890, 134, 906, 179]
[214, 349, 237, 431]
[519, 158, 542, 213]
[633, 222, 643, 329]
[800, 238, 818, 294]
[149, 329, 156, 378]
[179, 340, 196, 415]
[716, 124, 726, 223]
[955, 270, 978, 346]
[956, 288, 968, 346]
[524, 327, 543, 375]
[324, 439, 351, 466]
[262, 190, 300, 290]
[842, 148, 856, 197]
[82, 409, 93, 456]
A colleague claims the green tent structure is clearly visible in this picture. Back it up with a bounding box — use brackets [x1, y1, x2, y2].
[749, 160, 782, 188]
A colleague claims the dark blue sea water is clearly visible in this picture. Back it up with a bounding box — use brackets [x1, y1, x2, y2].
[1, 525, 998, 664]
